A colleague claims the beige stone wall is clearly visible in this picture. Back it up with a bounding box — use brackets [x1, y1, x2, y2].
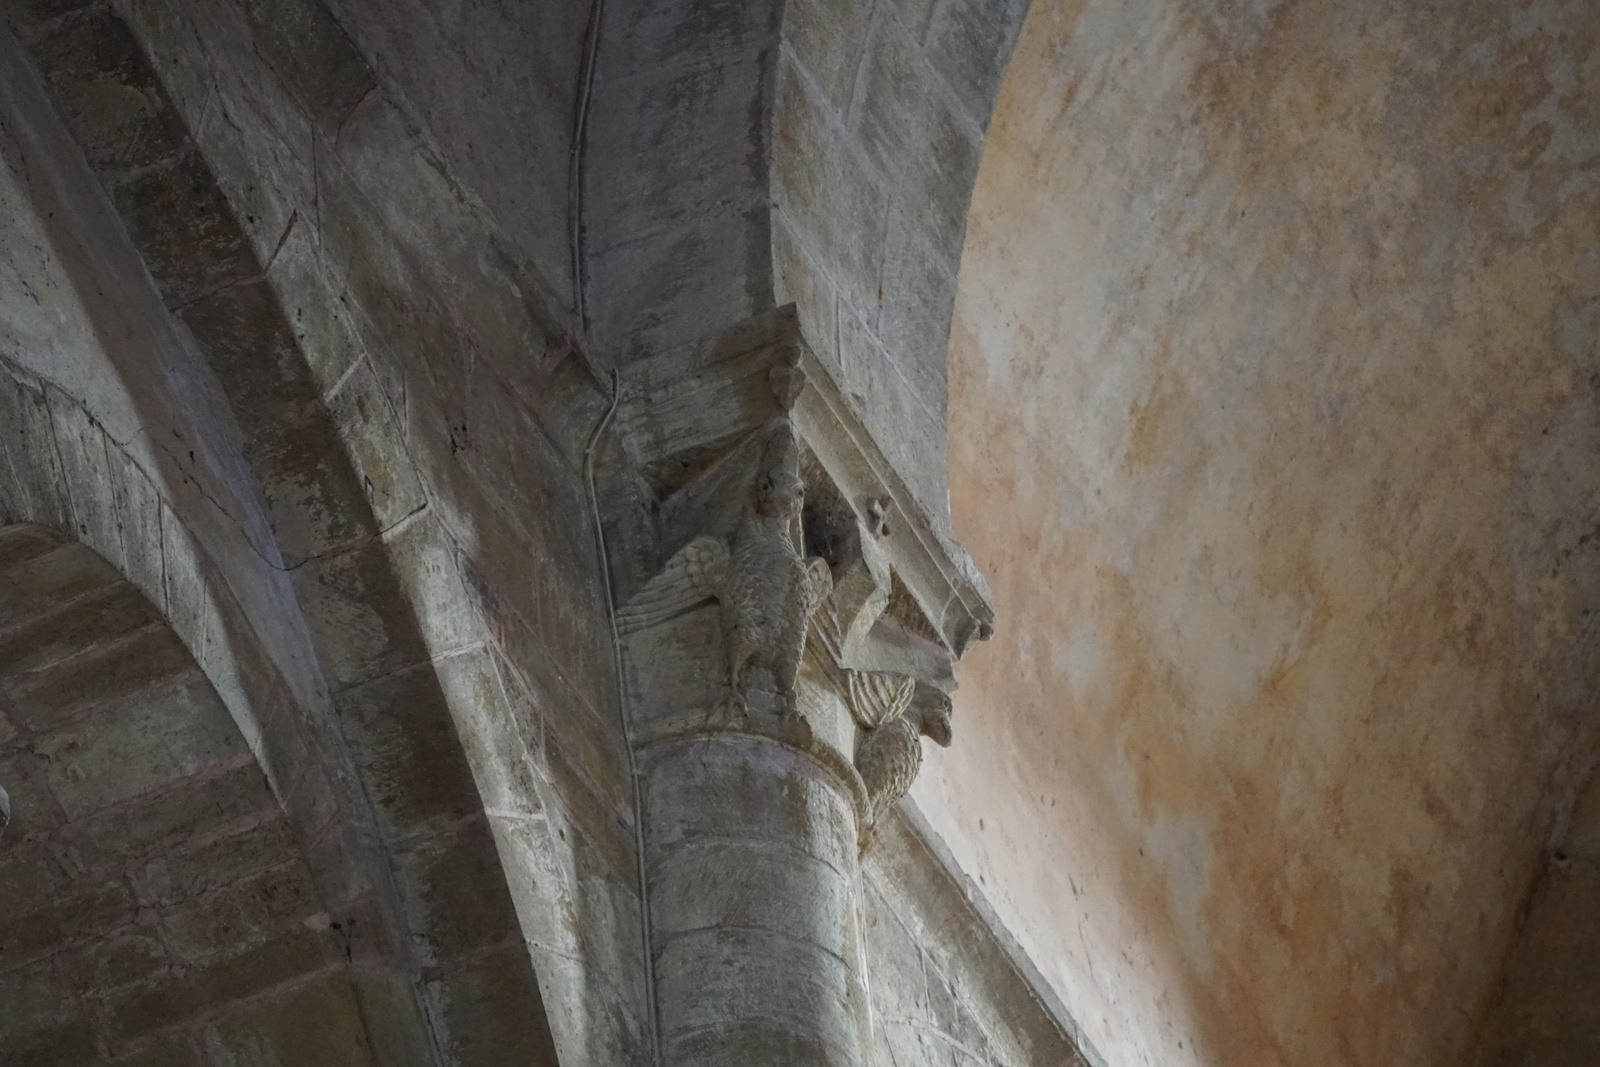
[928, 0, 1600, 1064]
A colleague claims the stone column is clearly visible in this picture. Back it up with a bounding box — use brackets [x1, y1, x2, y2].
[607, 307, 992, 1066]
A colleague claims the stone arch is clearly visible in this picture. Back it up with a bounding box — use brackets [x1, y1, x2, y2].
[0, 522, 415, 1066]
[0, 9, 568, 1060]
[580, 0, 1033, 524]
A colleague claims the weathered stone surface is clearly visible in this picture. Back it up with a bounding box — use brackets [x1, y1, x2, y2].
[423, 942, 563, 1067]
[656, 927, 863, 1060]
[0, 0, 1093, 1062]
[202, 974, 378, 1067]
[24, 5, 189, 179]
[391, 816, 527, 963]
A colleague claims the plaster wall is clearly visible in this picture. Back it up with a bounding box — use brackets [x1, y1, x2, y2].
[922, 0, 1600, 1064]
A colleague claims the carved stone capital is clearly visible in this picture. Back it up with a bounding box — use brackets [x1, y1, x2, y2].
[609, 304, 994, 835]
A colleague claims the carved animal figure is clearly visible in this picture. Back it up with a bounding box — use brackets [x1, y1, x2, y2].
[722, 465, 832, 716]
[616, 427, 833, 720]
[856, 690, 953, 823]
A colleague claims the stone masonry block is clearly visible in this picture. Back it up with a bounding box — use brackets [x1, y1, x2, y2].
[69, 761, 276, 871]
[109, 1034, 204, 1067]
[644, 735, 856, 873]
[0, 378, 71, 532]
[773, 212, 842, 371]
[234, 0, 375, 131]
[0, 839, 67, 917]
[586, 198, 774, 364]
[268, 219, 368, 392]
[392, 816, 522, 965]
[110, 151, 259, 309]
[333, 661, 482, 837]
[0, 581, 157, 679]
[650, 839, 852, 957]
[0, 877, 134, 969]
[107, 924, 337, 1041]
[293, 540, 429, 690]
[0, 523, 58, 568]
[325, 360, 426, 532]
[3, 0, 100, 42]
[36, 674, 245, 819]
[194, 80, 313, 269]
[877, 204, 957, 414]
[51, 402, 124, 572]
[0, 958, 72, 1039]
[861, 884, 933, 1021]
[432, 649, 543, 818]
[922, 0, 1031, 128]
[382, 516, 484, 660]
[59, 927, 169, 994]
[107, 450, 165, 606]
[669, 1019, 856, 1067]
[542, 738, 635, 883]
[346, 966, 436, 1067]
[202, 973, 379, 1067]
[0, 540, 122, 631]
[854, 15, 982, 263]
[839, 305, 948, 518]
[136, 815, 298, 906]
[585, 55, 771, 256]
[27, 6, 190, 181]
[773, 64, 889, 311]
[781, 0, 873, 111]
[7, 623, 196, 732]
[161, 857, 324, 966]
[423, 942, 562, 1067]
[655, 926, 858, 1045]
[3, 1020, 98, 1067]
[602, 0, 781, 76]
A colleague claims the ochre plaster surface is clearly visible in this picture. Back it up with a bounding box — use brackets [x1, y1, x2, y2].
[919, 1, 1600, 1064]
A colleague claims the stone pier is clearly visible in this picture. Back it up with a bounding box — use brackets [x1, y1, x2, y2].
[606, 307, 993, 1064]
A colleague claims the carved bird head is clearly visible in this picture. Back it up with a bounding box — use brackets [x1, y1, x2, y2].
[754, 470, 805, 519]
[917, 692, 954, 747]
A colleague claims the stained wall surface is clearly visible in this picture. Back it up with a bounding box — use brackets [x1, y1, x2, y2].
[920, 1, 1600, 1065]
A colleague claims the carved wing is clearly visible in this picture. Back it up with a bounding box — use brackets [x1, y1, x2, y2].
[615, 537, 729, 634]
[846, 670, 915, 729]
[801, 556, 833, 617]
[856, 718, 922, 823]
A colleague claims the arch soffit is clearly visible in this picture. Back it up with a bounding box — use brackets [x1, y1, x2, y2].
[0, 8, 571, 1063]
[580, 0, 1033, 523]
[0, 520, 420, 1064]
